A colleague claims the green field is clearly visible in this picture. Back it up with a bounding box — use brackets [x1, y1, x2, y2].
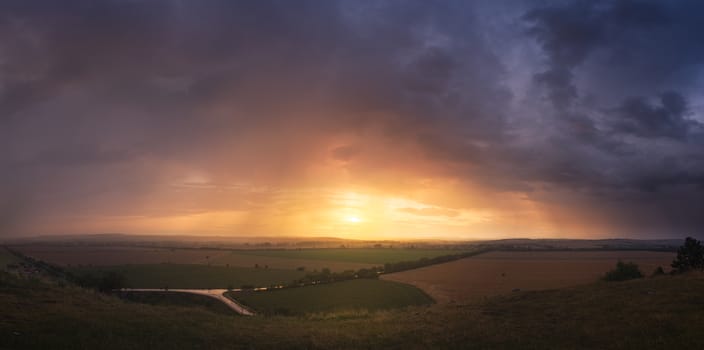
[230, 279, 433, 315]
[232, 248, 466, 265]
[70, 264, 306, 289]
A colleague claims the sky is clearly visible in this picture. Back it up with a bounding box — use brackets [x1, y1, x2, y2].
[1, 0, 704, 240]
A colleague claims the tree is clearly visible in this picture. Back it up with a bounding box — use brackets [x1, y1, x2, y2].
[671, 237, 704, 272]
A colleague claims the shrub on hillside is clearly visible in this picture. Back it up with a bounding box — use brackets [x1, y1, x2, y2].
[72, 270, 126, 292]
[651, 266, 666, 277]
[603, 260, 643, 281]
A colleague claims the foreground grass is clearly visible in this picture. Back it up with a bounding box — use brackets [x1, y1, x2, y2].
[2, 271, 704, 349]
[69, 264, 306, 289]
[230, 279, 433, 315]
[232, 248, 465, 265]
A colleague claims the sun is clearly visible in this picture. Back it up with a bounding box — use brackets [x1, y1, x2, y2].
[344, 216, 362, 223]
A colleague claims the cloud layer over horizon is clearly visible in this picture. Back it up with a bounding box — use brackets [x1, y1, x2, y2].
[2, 0, 703, 239]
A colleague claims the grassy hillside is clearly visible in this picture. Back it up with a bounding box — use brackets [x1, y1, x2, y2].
[1, 271, 704, 349]
[231, 279, 433, 315]
[69, 264, 306, 289]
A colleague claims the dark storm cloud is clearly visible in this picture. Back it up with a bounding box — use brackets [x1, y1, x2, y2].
[609, 91, 695, 139]
[0, 1, 169, 116]
[524, 0, 670, 109]
[523, 1, 704, 141]
[515, 0, 704, 235]
[2, 0, 704, 237]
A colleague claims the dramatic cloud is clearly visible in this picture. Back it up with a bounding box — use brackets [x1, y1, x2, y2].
[1, 0, 703, 239]
[609, 91, 694, 139]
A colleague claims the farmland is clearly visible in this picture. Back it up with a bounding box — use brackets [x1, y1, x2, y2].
[12, 245, 229, 266]
[12, 245, 468, 274]
[209, 252, 376, 272]
[14, 244, 478, 292]
[230, 279, 433, 315]
[381, 250, 676, 303]
[14, 245, 464, 272]
[69, 264, 306, 289]
[230, 248, 466, 264]
[12, 245, 376, 272]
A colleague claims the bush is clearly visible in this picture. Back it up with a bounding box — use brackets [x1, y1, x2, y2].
[651, 266, 665, 277]
[603, 260, 643, 281]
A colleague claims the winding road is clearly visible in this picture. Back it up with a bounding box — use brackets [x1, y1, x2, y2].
[119, 288, 255, 316]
